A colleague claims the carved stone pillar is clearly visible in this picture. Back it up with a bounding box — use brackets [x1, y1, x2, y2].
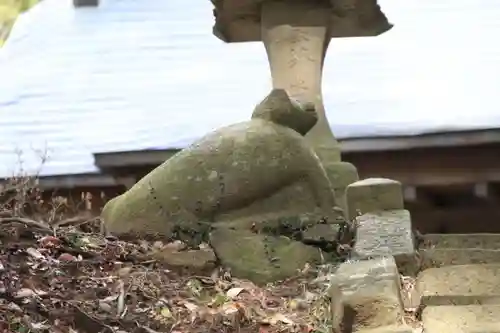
[261, 1, 341, 162]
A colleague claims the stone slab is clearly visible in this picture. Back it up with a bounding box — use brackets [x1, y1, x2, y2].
[422, 305, 500, 333]
[421, 248, 500, 269]
[417, 264, 500, 306]
[421, 234, 500, 250]
[354, 210, 417, 276]
[346, 178, 404, 220]
[331, 257, 404, 331]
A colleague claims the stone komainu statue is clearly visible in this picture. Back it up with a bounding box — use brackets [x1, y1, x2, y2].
[101, 89, 339, 239]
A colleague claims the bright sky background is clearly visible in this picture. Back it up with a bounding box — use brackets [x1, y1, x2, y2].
[0, 0, 498, 177]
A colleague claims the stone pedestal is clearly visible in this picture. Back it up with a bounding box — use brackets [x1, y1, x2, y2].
[261, 1, 361, 208]
[346, 178, 419, 275]
[211, 0, 392, 160]
[211, 0, 392, 209]
[261, 1, 340, 162]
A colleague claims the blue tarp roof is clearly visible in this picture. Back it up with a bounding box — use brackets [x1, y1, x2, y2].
[1, 0, 499, 178]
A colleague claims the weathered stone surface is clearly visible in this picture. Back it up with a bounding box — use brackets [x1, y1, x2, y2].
[417, 264, 500, 306]
[421, 248, 500, 269]
[324, 162, 360, 190]
[101, 89, 340, 242]
[214, 209, 345, 235]
[150, 248, 217, 272]
[420, 233, 500, 250]
[354, 210, 417, 275]
[211, 0, 393, 43]
[251, 88, 317, 136]
[216, 181, 335, 223]
[260, 0, 341, 157]
[323, 161, 360, 212]
[209, 228, 330, 285]
[332, 257, 401, 297]
[346, 178, 404, 220]
[331, 257, 404, 331]
[422, 305, 500, 333]
[302, 223, 342, 244]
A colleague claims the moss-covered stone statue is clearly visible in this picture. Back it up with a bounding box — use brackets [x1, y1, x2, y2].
[102, 88, 339, 235]
[101, 89, 347, 283]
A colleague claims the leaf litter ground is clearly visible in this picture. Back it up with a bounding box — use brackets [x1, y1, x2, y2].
[0, 217, 342, 333]
[0, 158, 423, 333]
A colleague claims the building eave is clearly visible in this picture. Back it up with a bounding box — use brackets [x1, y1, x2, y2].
[5, 128, 498, 191]
[1, 173, 133, 190]
[92, 128, 500, 169]
[93, 149, 179, 169]
[340, 128, 500, 152]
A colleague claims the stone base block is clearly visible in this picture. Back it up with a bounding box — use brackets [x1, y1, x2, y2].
[209, 228, 331, 285]
[346, 178, 404, 221]
[331, 257, 404, 331]
[354, 210, 417, 276]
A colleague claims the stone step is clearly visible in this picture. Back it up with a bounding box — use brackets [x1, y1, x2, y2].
[420, 248, 500, 269]
[416, 264, 500, 306]
[422, 305, 500, 333]
[421, 233, 500, 250]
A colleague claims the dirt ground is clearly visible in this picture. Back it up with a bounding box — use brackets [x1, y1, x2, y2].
[0, 215, 341, 333]
[0, 172, 421, 333]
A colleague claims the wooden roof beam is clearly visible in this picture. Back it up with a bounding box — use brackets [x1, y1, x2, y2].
[403, 185, 434, 206]
[474, 182, 500, 201]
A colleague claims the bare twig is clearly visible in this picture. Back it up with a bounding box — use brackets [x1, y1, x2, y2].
[0, 216, 52, 233]
[51, 213, 96, 228]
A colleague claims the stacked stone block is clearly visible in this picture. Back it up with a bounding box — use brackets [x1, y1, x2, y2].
[345, 178, 404, 220]
[323, 177, 418, 332]
[345, 178, 418, 275]
[330, 257, 409, 332]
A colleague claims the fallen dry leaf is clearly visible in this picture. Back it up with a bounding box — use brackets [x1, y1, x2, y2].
[14, 288, 35, 299]
[58, 253, 77, 262]
[26, 247, 44, 259]
[226, 287, 245, 299]
[39, 235, 62, 248]
[266, 313, 295, 326]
